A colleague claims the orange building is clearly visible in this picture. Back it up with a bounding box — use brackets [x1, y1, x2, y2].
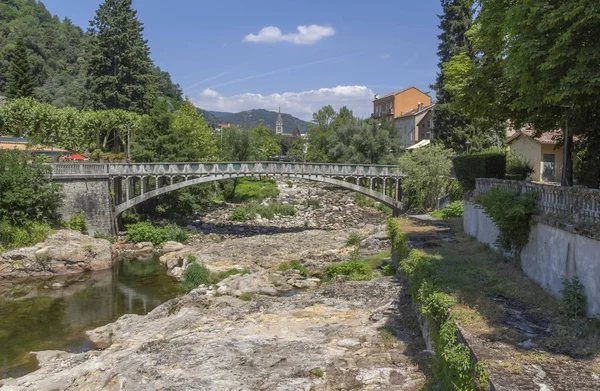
[372, 86, 432, 123]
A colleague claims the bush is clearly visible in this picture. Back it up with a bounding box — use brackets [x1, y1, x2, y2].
[278, 261, 309, 277]
[387, 217, 409, 262]
[345, 232, 364, 247]
[399, 144, 453, 211]
[506, 151, 535, 180]
[229, 177, 280, 203]
[125, 222, 189, 246]
[0, 220, 50, 249]
[448, 180, 463, 202]
[323, 260, 372, 281]
[441, 201, 464, 219]
[181, 263, 211, 292]
[64, 211, 88, 234]
[453, 151, 506, 191]
[560, 277, 587, 318]
[480, 187, 536, 255]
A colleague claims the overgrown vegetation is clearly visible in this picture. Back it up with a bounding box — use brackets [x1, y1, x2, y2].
[440, 201, 464, 219]
[506, 151, 535, 180]
[479, 187, 536, 255]
[181, 263, 211, 292]
[387, 217, 409, 274]
[399, 250, 489, 390]
[399, 144, 454, 211]
[229, 202, 296, 222]
[323, 260, 372, 281]
[124, 222, 189, 246]
[560, 277, 587, 319]
[354, 194, 392, 216]
[278, 261, 309, 277]
[225, 177, 279, 203]
[345, 232, 364, 247]
[63, 211, 88, 234]
[454, 151, 506, 192]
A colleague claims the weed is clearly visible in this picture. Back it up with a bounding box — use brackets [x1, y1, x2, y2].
[181, 263, 211, 292]
[278, 261, 309, 277]
[560, 276, 587, 318]
[63, 211, 88, 234]
[239, 293, 254, 301]
[345, 231, 364, 247]
[302, 199, 321, 209]
[286, 180, 293, 188]
[380, 327, 398, 348]
[310, 368, 324, 377]
[323, 260, 372, 281]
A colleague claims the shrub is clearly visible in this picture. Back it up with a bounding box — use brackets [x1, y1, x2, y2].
[286, 180, 293, 188]
[448, 179, 463, 202]
[560, 277, 587, 318]
[453, 151, 506, 191]
[125, 222, 189, 246]
[480, 187, 536, 255]
[387, 217, 409, 263]
[399, 144, 453, 210]
[345, 232, 364, 247]
[278, 261, 309, 277]
[506, 151, 535, 180]
[64, 211, 88, 234]
[0, 220, 50, 249]
[355, 194, 377, 208]
[441, 201, 464, 219]
[323, 260, 372, 281]
[27, 222, 51, 244]
[181, 263, 211, 292]
[229, 177, 280, 203]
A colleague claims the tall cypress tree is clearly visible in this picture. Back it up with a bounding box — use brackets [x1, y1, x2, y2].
[86, 0, 156, 114]
[431, 0, 474, 152]
[5, 35, 35, 99]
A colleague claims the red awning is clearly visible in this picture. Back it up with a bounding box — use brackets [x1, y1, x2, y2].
[65, 153, 87, 161]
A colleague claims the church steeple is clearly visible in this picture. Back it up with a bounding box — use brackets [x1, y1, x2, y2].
[275, 106, 283, 135]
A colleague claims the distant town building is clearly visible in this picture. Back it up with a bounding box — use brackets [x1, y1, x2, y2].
[0, 136, 68, 161]
[219, 123, 232, 129]
[506, 129, 564, 183]
[394, 104, 435, 148]
[276, 107, 283, 135]
[372, 86, 431, 123]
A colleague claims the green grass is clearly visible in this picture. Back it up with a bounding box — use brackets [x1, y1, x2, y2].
[230, 177, 279, 203]
[380, 327, 399, 348]
[229, 202, 296, 222]
[181, 263, 211, 292]
[323, 259, 373, 281]
[239, 292, 254, 301]
[278, 261, 309, 277]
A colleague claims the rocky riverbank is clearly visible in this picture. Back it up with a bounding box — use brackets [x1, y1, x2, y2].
[0, 230, 113, 278]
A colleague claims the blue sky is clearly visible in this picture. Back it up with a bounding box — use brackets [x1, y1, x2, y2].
[43, 0, 442, 120]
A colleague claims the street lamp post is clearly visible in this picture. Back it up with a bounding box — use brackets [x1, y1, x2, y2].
[49, 132, 55, 162]
[465, 140, 470, 154]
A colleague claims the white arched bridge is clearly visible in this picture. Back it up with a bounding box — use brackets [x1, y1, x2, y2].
[49, 162, 406, 234]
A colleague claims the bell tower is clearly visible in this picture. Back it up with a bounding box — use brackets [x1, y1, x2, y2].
[276, 106, 283, 135]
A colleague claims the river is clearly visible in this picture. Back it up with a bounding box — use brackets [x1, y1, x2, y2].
[0, 257, 183, 380]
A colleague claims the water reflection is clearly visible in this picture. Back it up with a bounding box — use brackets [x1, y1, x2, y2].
[0, 258, 183, 380]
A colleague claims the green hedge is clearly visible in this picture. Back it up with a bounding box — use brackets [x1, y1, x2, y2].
[453, 152, 506, 191]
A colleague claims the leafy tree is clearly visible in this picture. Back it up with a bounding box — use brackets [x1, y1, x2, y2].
[172, 99, 218, 161]
[306, 105, 336, 162]
[0, 150, 62, 227]
[5, 35, 35, 99]
[220, 126, 257, 161]
[86, 0, 156, 114]
[329, 118, 401, 164]
[431, 0, 474, 151]
[251, 123, 281, 160]
[288, 137, 307, 162]
[399, 144, 453, 210]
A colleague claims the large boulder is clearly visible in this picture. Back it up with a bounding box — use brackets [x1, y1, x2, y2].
[0, 230, 112, 277]
[112, 241, 154, 260]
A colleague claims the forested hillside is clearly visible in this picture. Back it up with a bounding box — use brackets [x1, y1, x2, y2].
[198, 108, 308, 134]
[0, 0, 182, 109]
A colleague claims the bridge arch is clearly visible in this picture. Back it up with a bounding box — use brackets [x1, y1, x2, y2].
[113, 174, 403, 216]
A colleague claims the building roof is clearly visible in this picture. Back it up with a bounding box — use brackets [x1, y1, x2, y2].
[373, 86, 430, 102]
[0, 136, 68, 153]
[406, 139, 431, 150]
[394, 104, 435, 119]
[506, 129, 562, 145]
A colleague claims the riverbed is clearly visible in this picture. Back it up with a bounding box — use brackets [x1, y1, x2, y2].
[0, 257, 183, 380]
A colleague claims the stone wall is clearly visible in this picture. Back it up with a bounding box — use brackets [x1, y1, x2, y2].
[464, 201, 600, 317]
[56, 178, 114, 235]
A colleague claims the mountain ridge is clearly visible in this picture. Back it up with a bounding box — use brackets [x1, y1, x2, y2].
[197, 108, 308, 134]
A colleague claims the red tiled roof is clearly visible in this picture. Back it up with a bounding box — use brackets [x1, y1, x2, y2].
[506, 129, 562, 145]
[394, 104, 434, 119]
[374, 86, 430, 101]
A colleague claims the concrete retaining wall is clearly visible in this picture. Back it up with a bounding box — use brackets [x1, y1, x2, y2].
[56, 178, 114, 236]
[464, 201, 600, 317]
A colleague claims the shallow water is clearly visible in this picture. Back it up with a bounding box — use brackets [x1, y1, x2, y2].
[0, 257, 183, 380]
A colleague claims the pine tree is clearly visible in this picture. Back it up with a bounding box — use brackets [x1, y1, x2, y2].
[5, 35, 35, 99]
[86, 0, 156, 114]
[431, 0, 474, 151]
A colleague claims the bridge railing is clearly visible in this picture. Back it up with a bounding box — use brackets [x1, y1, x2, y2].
[104, 162, 404, 178]
[49, 163, 109, 176]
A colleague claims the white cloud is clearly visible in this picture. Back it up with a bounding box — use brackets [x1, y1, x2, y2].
[243, 25, 335, 45]
[192, 86, 375, 121]
[381, 53, 392, 60]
